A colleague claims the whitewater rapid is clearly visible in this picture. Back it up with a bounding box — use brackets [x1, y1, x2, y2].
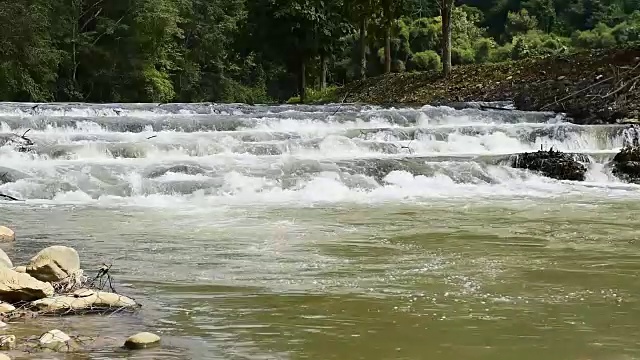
[0, 102, 638, 208]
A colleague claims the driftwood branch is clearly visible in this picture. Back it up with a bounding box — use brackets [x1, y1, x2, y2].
[331, 90, 351, 116]
[399, 140, 414, 155]
[88, 263, 117, 293]
[541, 61, 640, 110]
[479, 105, 511, 111]
[0, 193, 22, 201]
[587, 75, 640, 99]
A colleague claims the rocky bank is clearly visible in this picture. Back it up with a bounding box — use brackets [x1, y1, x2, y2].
[338, 45, 640, 125]
[0, 235, 161, 358]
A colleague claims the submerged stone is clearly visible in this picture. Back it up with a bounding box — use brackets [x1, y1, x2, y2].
[510, 150, 588, 181]
[124, 332, 160, 350]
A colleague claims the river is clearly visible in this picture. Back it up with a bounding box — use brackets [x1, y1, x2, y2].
[1, 102, 640, 359]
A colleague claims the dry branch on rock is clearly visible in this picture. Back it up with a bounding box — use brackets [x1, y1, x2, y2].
[0, 227, 149, 356]
[510, 149, 590, 181]
[32, 289, 139, 316]
[609, 146, 640, 184]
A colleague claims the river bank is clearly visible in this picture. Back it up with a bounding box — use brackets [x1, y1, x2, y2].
[0, 235, 163, 358]
[336, 45, 640, 125]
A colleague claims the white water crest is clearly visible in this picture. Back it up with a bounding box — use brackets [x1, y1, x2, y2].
[0, 101, 639, 208]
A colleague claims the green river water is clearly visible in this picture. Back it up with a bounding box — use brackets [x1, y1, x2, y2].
[0, 103, 639, 359]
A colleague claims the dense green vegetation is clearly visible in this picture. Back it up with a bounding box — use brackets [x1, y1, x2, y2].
[0, 0, 638, 104]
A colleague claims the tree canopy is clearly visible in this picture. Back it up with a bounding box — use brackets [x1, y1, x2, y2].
[0, 0, 638, 103]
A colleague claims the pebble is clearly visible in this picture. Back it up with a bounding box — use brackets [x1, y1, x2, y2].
[124, 332, 161, 350]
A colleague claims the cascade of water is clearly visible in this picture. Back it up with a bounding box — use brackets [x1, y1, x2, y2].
[0, 102, 638, 206]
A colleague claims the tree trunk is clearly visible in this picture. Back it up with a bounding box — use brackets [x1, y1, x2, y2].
[72, 1, 79, 84]
[384, 23, 391, 74]
[441, 0, 453, 77]
[299, 58, 306, 103]
[320, 53, 327, 91]
[359, 17, 367, 79]
[382, 0, 392, 74]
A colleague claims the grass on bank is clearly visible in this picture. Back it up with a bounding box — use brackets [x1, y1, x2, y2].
[286, 86, 339, 104]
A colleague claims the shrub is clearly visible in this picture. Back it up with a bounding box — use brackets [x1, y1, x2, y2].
[409, 50, 442, 72]
[474, 38, 496, 63]
[452, 47, 476, 65]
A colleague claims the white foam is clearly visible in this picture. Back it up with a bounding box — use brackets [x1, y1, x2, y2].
[0, 102, 635, 207]
[15, 167, 638, 210]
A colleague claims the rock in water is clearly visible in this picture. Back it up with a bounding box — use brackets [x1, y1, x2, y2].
[0, 267, 54, 302]
[0, 302, 15, 313]
[0, 250, 11, 269]
[26, 246, 80, 282]
[610, 146, 640, 184]
[31, 291, 96, 314]
[0, 335, 15, 350]
[11, 266, 25, 273]
[0, 227, 14, 242]
[510, 150, 588, 181]
[40, 329, 71, 344]
[0, 353, 10, 360]
[124, 332, 161, 350]
[31, 289, 139, 315]
[39, 329, 79, 352]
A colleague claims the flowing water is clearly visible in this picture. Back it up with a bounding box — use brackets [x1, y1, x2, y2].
[1, 102, 640, 359]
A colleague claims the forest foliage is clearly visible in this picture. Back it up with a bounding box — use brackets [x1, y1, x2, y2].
[0, 0, 638, 104]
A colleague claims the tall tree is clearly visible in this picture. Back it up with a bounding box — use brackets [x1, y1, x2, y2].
[129, 0, 184, 102]
[51, 0, 134, 101]
[0, 0, 61, 101]
[246, 0, 327, 102]
[382, 0, 392, 73]
[350, 0, 376, 79]
[438, 0, 454, 76]
[357, 0, 371, 79]
[176, 0, 245, 101]
[379, 0, 406, 73]
[315, 0, 352, 90]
